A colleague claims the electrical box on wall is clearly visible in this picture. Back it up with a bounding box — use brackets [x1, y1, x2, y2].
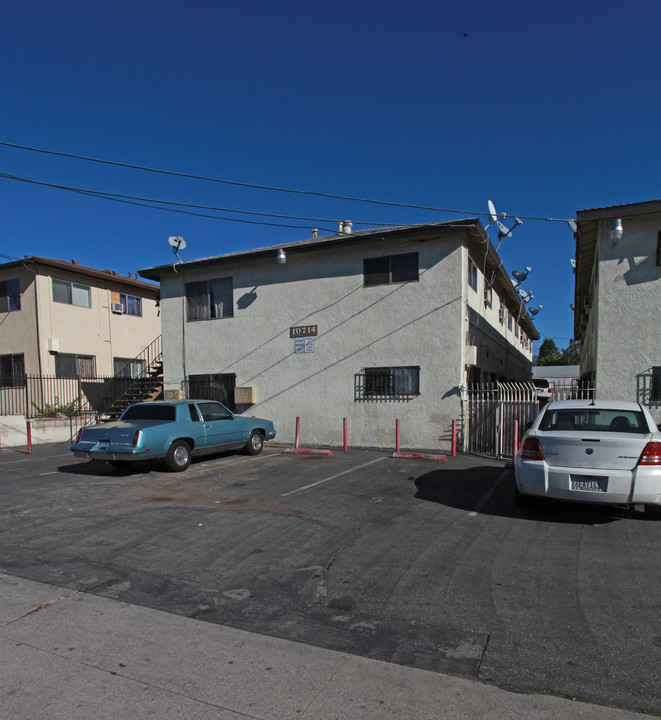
[48, 338, 60, 353]
[165, 389, 184, 400]
[467, 346, 478, 366]
[235, 386, 256, 405]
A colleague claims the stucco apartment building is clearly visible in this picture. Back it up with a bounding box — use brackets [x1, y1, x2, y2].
[140, 220, 537, 451]
[574, 199, 661, 423]
[0, 256, 160, 387]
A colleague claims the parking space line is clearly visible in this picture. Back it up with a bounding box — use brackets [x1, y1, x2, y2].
[281, 456, 388, 496]
[468, 468, 509, 516]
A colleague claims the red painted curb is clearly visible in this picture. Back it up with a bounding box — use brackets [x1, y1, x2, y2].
[284, 448, 333, 456]
[392, 452, 447, 461]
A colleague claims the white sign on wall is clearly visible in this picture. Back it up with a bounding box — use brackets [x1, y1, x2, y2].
[294, 337, 314, 354]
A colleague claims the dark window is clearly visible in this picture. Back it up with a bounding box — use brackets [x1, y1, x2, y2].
[539, 408, 649, 433]
[52, 279, 91, 307]
[188, 403, 201, 422]
[652, 366, 661, 402]
[364, 253, 418, 286]
[187, 372, 236, 410]
[0, 279, 21, 312]
[0, 353, 25, 387]
[119, 293, 142, 316]
[197, 401, 233, 421]
[113, 357, 145, 378]
[468, 258, 477, 291]
[186, 277, 233, 320]
[55, 353, 96, 378]
[121, 404, 176, 421]
[363, 366, 420, 398]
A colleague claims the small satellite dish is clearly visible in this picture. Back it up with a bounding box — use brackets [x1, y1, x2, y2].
[529, 305, 542, 316]
[518, 289, 533, 303]
[488, 200, 498, 224]
[168, 236, 186, 250]
[512, 266, 532, 285]
[567, 220, 577, 233]
[496, 220, 510, 237]
[570, 258, 576, 268]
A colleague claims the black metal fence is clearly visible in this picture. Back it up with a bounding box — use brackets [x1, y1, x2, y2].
[0, 374, 134, 419]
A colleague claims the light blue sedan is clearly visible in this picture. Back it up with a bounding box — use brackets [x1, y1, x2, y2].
[71, 400, 276, 472]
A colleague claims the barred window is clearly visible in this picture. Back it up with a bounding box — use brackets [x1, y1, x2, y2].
[363, 366, 420, 398]
[652, 366, 661, 402]
[0, 353, 25, 387]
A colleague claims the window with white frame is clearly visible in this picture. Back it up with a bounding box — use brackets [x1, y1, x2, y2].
[186, 277, 234, 321]
[119, 293, 142, 316]
[508, 310, 513, 331]
[0, 278, 21, 312]
[53, 279, 91, 308]
[499, 301, 506, 325]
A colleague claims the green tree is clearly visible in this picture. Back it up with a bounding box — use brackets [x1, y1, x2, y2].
[559, 340, 580, 365]
[536, 338, 561, 366]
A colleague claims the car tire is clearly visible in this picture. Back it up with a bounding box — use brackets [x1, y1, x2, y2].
[644, 504, 661, 520]
[514, 481, 535, 508]
[165, 440, 192, 472]
[244, 430, 264, 456]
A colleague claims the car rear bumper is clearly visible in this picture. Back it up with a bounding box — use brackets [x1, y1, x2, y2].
[515, 460, 661, 505]
[71, 443, 163, 462]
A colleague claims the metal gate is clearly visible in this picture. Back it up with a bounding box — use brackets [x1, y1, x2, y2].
[463, 382, 539, 459]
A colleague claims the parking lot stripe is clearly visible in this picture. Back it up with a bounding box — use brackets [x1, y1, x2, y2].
[281, 456, 388, 497]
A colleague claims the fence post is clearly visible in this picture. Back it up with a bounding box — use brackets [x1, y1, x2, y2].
[343, 418, 348, 451]
[513, 419, 519, 459]
[452, 419, 457, 456]
[26, 419, 32, 454]
[294, 416, 300, 449]
[396, 418, 401, 453]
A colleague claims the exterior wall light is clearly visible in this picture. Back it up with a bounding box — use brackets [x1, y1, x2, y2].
[277, 249, 286, 264]
[610, 219, 623, 245]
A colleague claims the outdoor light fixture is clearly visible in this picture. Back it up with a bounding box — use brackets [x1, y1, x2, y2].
[277, 248, 286, 264]
[610, 219, 623, 245]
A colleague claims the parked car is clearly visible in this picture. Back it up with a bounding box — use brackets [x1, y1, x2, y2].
[532, 378, 553, 402]
[71, 400, 276, 472]
[514, 399, 661, 518]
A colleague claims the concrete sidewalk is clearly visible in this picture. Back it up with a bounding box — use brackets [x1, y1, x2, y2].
[0, 574, 650, 720]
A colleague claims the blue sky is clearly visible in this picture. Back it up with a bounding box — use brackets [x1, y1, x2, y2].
[2, 0, 660, 352]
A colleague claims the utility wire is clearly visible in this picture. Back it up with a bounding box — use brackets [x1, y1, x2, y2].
[0, 140, 574, 223]
[0, 171, 389, 228]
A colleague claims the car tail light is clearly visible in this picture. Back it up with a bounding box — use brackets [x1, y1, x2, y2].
[132, 429, 142, 446]
[638, 442, 661, 465]
[519, 437, 544, 460]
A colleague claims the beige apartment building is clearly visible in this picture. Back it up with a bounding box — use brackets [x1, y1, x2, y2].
[0, 256, 160, 389]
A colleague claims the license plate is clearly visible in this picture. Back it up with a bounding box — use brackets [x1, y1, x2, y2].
[571, 475, 607, 492]
[99, 441, 110, 449]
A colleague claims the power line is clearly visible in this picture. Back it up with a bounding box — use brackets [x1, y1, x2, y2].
[0, 140, 574, 223]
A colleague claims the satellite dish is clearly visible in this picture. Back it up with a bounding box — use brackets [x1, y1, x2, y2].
[518, 289, 533, 303]
[488, 200, 498, 224]
[567, 219, 577, 233]
[570, 258, 576, 269]
[529, 305, 542, 316]
[168, 236, 186, 250]
[496, 220, 510, 237]
[512, 266, 532, 284]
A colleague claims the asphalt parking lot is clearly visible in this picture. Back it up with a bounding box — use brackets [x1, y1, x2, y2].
[1, 442, 660, 715]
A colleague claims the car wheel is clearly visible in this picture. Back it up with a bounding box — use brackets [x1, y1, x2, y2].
[644, 504, 661, 520]
[514, 481, 535, 508]
[165, 440, 192, 472]
[109, 460, 133, 471]
[244, 430, 264, 456]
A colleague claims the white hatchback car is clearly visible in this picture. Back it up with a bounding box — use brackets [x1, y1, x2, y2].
[515, 400, 661, 518]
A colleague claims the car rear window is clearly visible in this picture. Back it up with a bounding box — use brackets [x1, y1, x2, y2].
[539, 408, 649, 433]
[121, 404, 176, 421]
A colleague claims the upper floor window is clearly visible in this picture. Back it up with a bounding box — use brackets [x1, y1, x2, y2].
[0, 278, 21, 312]
[468, 258, 477, 292]
[364, 252, 418, 286]
[53, 279, 91, 308]
[508, 311, 513, 331]
[186, 277, 233, 321]
[498, 301, 506, 325]
[119, 293, 142, 316]
[0, 353, 25, 387]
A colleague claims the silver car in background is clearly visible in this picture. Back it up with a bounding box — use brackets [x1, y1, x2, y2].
[515, 400, 661, 518]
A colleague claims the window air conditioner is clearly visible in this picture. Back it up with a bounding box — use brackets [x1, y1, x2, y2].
[111, 302, 124, 314]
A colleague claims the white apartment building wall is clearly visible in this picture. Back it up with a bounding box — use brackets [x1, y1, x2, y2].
[145, 221, 536, 451]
